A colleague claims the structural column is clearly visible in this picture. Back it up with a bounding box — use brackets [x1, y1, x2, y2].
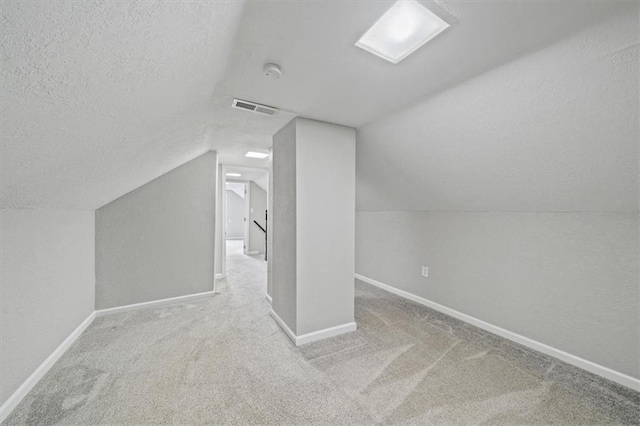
[270, 117, 356, 345]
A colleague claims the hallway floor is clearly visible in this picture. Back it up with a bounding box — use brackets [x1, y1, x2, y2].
[5, 240, 639, 425]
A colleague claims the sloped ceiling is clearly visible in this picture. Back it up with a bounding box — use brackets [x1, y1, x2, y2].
[225, 165, 269, 192]
[1, 0, 633, 210]
[219, 0, 627, 128]
[0, 1, 247, 209]
[356, 7, 638, 212]
[226, 182, 245, 199]
[225, 166, 268, 183]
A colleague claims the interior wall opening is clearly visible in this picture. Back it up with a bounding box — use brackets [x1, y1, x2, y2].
[222, 167, 269, 280]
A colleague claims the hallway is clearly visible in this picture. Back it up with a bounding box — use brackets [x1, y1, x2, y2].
[222, 239, 267, 298]
[5, 244, 639, 424]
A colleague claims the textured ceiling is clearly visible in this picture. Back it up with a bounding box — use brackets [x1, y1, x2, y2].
[0, 1, 246, 209]
[209, 95, 294, 171]
[1, 0, 632, 209]
[356, 8, 638, 212]
[219, 0, 627, 128]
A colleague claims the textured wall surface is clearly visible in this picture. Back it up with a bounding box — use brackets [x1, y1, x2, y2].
[271, 120, 298, 333]
[355, 9, 639, 379]
[0, 209, 95, 405]
[356, 211, 639, 378]
[271, 118, 356, 336]
[295, 119, 356, 335]
[267, 151, 274, 299]
[96, 152, 216, 309]
[215, 165, 224, 277]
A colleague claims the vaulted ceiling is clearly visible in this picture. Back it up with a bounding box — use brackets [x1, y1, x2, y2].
[356, 7, 638, 212]
[1, 1, 247, 209]
[219, 0, 626, 127]
[0, 0, 631, 209]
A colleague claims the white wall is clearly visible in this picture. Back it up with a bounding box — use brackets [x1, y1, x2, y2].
[226, 189, 245, 239]
[0, 209, 95, 405]
[356, 10, 638, 379]
[249, 182, 267, 254]
[271, 120, 298, 332]
[253, 174, 268, 193]
[267, 150, 274, 299]
[356, 211, 638, 378]
[296, 119, 356, 335]
[96, 152, 216, 309]
[271, 118, 356, 337]
[215, 163, 224, 277]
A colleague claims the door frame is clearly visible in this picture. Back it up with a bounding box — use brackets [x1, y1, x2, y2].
[216, 164, 227, 283]
[243, 182, 251, 255]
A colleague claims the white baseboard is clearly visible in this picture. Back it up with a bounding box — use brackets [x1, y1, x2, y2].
[95, 291, 215, 317]
[296, 322, 357, 346]
[0, 311, 96, 423]
[270, 309, 297, 344]
[355, 274, 640, 392]
[1, 290, 219, 422]
[265, 294, 272, 304]
[270, 309, 356, 346]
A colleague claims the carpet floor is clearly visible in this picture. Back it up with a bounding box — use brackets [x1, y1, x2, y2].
[4, 240, 639, 425]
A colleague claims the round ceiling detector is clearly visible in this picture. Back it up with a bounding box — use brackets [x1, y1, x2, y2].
[263, 63, 282, 80]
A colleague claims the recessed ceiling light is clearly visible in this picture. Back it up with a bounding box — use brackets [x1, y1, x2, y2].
[355, 0, 450, 64]
[226, 173, 242, 177]
[245, 151, 269, 159]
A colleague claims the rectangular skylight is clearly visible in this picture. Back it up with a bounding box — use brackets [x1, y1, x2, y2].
[355, 0, 450, 64]
[245, 151, 269, 159]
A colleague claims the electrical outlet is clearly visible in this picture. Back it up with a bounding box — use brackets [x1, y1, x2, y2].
[421, 266, 429, 278]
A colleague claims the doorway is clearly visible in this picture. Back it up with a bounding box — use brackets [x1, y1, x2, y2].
[221, 167, 269, 276]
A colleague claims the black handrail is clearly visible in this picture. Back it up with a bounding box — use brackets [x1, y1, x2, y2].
[253, 220, 266, 234]
[253, 213, 268, 262]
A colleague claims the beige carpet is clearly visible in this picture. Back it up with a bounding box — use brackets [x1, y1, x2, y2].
[4, 240, 639, 425]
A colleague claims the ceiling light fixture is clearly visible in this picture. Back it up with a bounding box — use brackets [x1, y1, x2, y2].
[226, 173, 242, 177]
[245, 151, 269, 159]
[355, 0, 450, 64]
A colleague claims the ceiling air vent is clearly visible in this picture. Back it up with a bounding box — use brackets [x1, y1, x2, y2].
[232, 99, 277, 116]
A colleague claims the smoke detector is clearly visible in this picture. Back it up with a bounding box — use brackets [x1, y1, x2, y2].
[263, 63, 282, 79]
[231, 99, 277, 116]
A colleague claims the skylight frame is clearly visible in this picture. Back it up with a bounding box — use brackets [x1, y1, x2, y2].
[355, 0, 450, 64]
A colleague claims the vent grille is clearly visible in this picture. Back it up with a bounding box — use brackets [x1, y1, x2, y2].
[255, 106, 276, 116]
[235, 101, 256, 111]
[232, 99, 277, 116]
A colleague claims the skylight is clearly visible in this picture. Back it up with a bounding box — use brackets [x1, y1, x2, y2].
[355, 0, 450, 64]
[226, 173, 242, 177]
[245, 151, 269, 159]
